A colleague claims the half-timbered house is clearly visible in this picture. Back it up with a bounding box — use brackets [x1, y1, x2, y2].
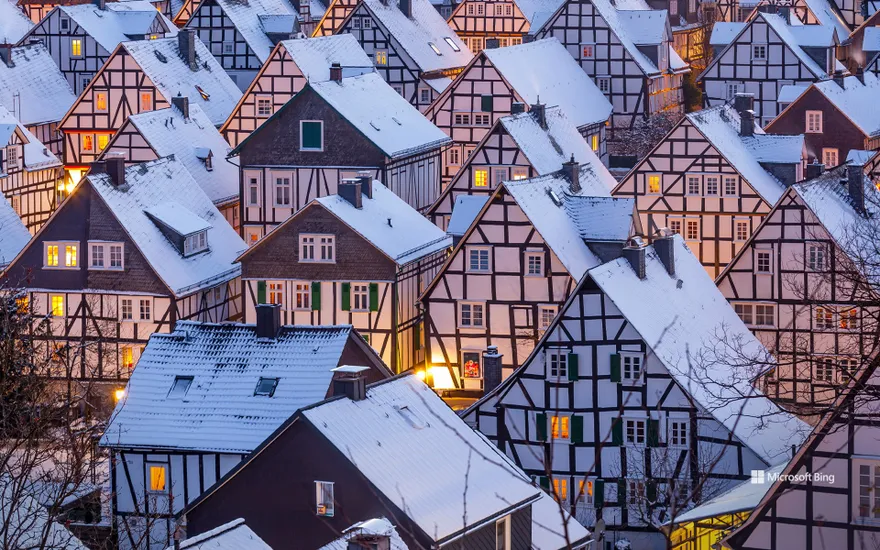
[98, 98, 240, 230]
[446, 0, 557, 53]
[320, 0, 473, 111]
[0, 0, 34, 43]
[716, 162, 880, 411]
[183, 0, 301, 91]
[1, 156, 245, 409]
[0, 105, 64, 232]
[0, 42, 77, 157]
[232, 71, 449, 244]
[613, 96, 805, 278]
[421, 159, 638, 393]
[698, 10, 838, 125]
[57, 30, 242, 185]
[100, 311, 392, 550]
[220, 34, 373, 148]
[423, 37, 611, 184]
[237, 178, 451, 372]
[180, 373, 591, 550]
[765, 70, 880, 167]
[531, 0, 689, 130]
[462, 234, 810, 547]
[427, 104, 606, 229]
[706, 0, 853, 30]
[18, 0, 178, 95]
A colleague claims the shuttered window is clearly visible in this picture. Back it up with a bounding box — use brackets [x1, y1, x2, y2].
[300, 121, 323, 150]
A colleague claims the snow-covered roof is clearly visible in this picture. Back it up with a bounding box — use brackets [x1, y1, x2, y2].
[0, 105, 62, 172]
[617, 9, 668, 45]
[589, 236, 811, 464]
[120, 104, 238, 205]
[0, 43, 77, 126]
[513, 0, 566, 30]
[760, 13, 832, 78]
[711, 22, 744, 46]
[565, 196, 635, 242]
[745, 134, 804, 164]
[0, 478, 89, 550]
[314, 181, 451, 264]
[687, 104, 799, 204]
[101, 321, 364, 453]
[500, 106, 600, 174]
[800, 0, 849, 41]
[786, 24, 836, 47]
[672, 462, 787, 524]
[122, 35, 243, 126]
[447, 195, 489, 237]
[529, 492, 591, 550]
[174, 518, 273, 550]
[57, 0, 178, 52]
[86, 157, 244, 296]
[813, 72, 880, 137]
[483, 39, 612, 128]
[0, 194, 30, 268]
[864, 26, 880, 52]
[317, 518, 408, 550]
[360, 0, 472, 73]
[209, 0, 298, 64]
[279, 34, 372, 82]
[145, 200, 212, 235]
[0, 0, 33, 43]
[847, 149, 878, 165]
[309, 72, 450, 157]
[777, 83, 808, 103]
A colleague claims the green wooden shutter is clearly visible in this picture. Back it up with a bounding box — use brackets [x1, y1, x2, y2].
[481, 94, 493, 112]
[301, 121, 322, 149]
[647, 419, 660, 447]
[311, 282, 321, 311]
[646, 480, 657, 502]
[594, 479, 605, 507]
[369, 283, 379, 311]
[611, 419, 622, 446]
[571, 415, 583, 444]
[341, 283, 351, 311]
[610, 353, 621, 382]
[618, 480, 627, 506]
[536, 412, 547, 441]
[567, 352, 579, 381]
[256, 281, 266, 304]
[539, 476, 550, 490]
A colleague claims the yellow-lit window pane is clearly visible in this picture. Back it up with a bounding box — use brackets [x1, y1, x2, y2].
[140, 92, 152, 111]
[51, 295, 64, 317]
[579, 479, 593, 502]
[97, 134, 109, 151]
[16, 296, 28, 314]
[149, 465, 166, 492]
[82, 135, 93, 151]
[96, 93, 107, 111]
[121, 347, 134, 370]
[47, 245, 59, 266]
[71, 39, 82, 56]
[65, 245, 77, 267]
[553, 478, 568, 500]
[474, 170, 488, 187]
[551, 415, 569, 439]
[591, 134, 599, 151]
[648, 175, 661, 194]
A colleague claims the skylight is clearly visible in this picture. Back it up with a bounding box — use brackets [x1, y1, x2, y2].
[444, 37, 460, 52]
[168, 376, 193, 398]
[547, 189, 563, 207]
[255, 377, 279, 397]
[195, 85, 210, 100]
[429, 42, 442, 56]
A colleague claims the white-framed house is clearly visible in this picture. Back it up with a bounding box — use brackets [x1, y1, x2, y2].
[462, 234, 810, 547]
[423, 37, 611, 184]
[100, 312, 392, 550]
[220, 34, 373, 148]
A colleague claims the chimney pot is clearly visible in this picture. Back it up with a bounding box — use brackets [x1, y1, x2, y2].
[654, 232, 675, 276]
[333, 369, 367, 401]
[338, 180, 363, 209]
[329, 62, 343, 82]
[563, 154, 580, 194]
[530, 102, 547, 130]
[857, 66, 865, 84]
[623, 240, 646, 279]
[733, 92, 754, 116]
[171, 94, 189, 119]
[510, 102, 525, 115]
[255, 303, 282, 339]
[178, 30, 197, 71]
[95, 0, 106, 9]
[848, 163, 866, 213]
[806, 161, 825, 180]
[105, 154, 126, 187]
[357, 173, 372, 198]
[482, 346, 503, 394]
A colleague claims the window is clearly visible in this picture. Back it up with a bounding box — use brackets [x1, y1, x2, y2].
[629, 480, 645, 505]
[512, 168, 528, 180]
[363, 17, 371, 28]
[6, 147, 18, 170]
[474, 169, 488, 187]
[247, 177, 259, 205]
[121, 299, 133, 321]
[71, 39, 82, 57]
[815, 357, 835, 382]
[839, 358, 858, 382]
[256, 97, 272, 117]
[625, 419, 646, 445]
[685, 219, 699, 241]
[121, 346, 135, 371]
[622, 353, 642, 382]
[139, 299, 151, 321]
[428, 41, 442, 55]
[444, 37, 460, 51]
[705, 176, 719, 196]
[454, 113, 471, 126]
[97, 134, 109, 151]
[351, 283, 369, 311]
[300, 234, 335, 263]
[168, 376, 193, 398]
[815, 306, 834, 330]
[505, 4, 512, 14]
[647, 174, 661, 194]
[374, 50, 388, 66]
[552, 478, 568, 501]
[459, 302, 485, 328]
[60, 17, 69, 30]
[686, 175, 700, 195]
[476, 2, 484, 14]
[448, 147, 461, 166]
[754, 304, 775, 326]
[857, 461, 880, 523]
[724, 176, 737, 196]
[222, 42, 234, 55]
[316, 481, 334, 516]
[82, 135, 94, 151]
[274, 176, 291, 206]
[467, 246, 491, 272]
[148, 465, 167, 492]
[756, 250, 772, 273]
[549, 352, 567, 378]
[551, 415, 569, 439]
[808, 244, 826, 271]
[669, 420, 688, 447]
[725, 82, 742, 100]
[493, 167, 507, 185]
[140, 91, 152, 111]
[735, 220, 749, 242]
[752, 44, 767, 60]
[806, 110, 823, 133]
[420, 88, 431, 104]
[462, 351, 481, 378]
[669, 219, 681, 235]
[495, 516, 510, 550]
[579, 479, 594, 505]
[95, 91, 108, 112]
[734, 303, 752, 324]
[45, 244, 59, 267]
[255, 377, 279, 396]
[840, 308, 859, 330]
[539, 305, 557, 330]
[46, 242, 79, 268]
[525, 252, 543, 276]
[669, 0, 677, 15]
[184, 231, 208, 256]
[581, 43, 595, 58]
[494, 3, 503, 14]
[474, 113, 491, 126]
[90, 243, 104, 268]
[590, 134, 599, 152]
[299, 121, 323, 151]
[89, 242, 124, 270]
[268, 282, 283, 305]
[294, 282, 311, 310]
[823, 148, 839, 167]
[597, 76, 611, 94]
[50, 295, 65, 317]
[353, 16, 361, 27]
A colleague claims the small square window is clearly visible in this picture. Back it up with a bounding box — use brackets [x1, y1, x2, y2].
[754, 304, 775, 326]
[597, 76, 611, 94]
[539, 305, 557, 330]
[374, 50, 388, 66]
[808, 244, 826, 271]
[255, 377, 279, 396]
[806, 110, 823, 133]
[621, 353, 643, 382]
[551, 415, 569, 439]
[467, 246, 491, 272]
[256, 97, 272, 117]
[548, 352, 567, 378]
[581, 43, 595, 59]
[669, 420, 688, 447]
[756, 250, 772, 273]
[735, 220, 749, 242]
[734, 303, 752, 324]
[625, 419, 645, 445]
[473, 169, 488, 187]
[686, 175, 700, 195]
[459, 302, 485, 328]
[525, 251, 543, 276]
[752, 44, 767, 60]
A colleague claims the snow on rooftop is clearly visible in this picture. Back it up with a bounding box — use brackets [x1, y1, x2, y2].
[279, 34, 372, 82]
[124, 104, 238, 205]
[484, 39, 612, 128]
[310, 72, 450, 157]
[86, 157, 244, 296]
[847, 149, 878, 165]
[501, 106, 603, 175]
[565, 196, 635, 242]
[316, 181, 451, 264]
[361, 0, 472, 73]
[123, 35, 243, 126]
[617, 9, 668, 45]
[800, 0, 849, 41]
[211, 0, 299, 64]
[317, 518, 408, 550]
[814, 71, 880, 137]
[101, 322, 358, 453]
[447, 195, 489, 236]
[0, 193, 30, 268]
[302, 375, 542, 543]
[0, 0, 34, 43]
[58, 0, 178, 52]
[0, 43, 77, 126]
[0, 478, 89, 550]
[777, 83, 808, 103]
[760, 14, 830, 78]
[743, 134, 804, 164]
[529, 492, 590, 549]
[0, 105, 62, 172]
[673, 462, 787, 524]
[145, 200, 212, 236]
[588, 236, 811, 464]
[865, 26, 880, 53]
[174, 518, 272, 550]
[513, 0, 566, 30]
[710, 22, 745, 46]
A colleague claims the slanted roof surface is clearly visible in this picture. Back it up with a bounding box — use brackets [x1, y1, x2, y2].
[565, 196, 634, 242]
[0, 43, 77, 126]
[279, 34, 372, 82]
[513, 0, 566, 30]
[58, 0, 178, 52]
[0, 105, 62, 172]
[499, 106, 599, 174]
[210, 0, 299, 64]
[673, 462, 787, 524]
[710, 22, 746, 46]
[317, 518, 408, 550]
[0, 479, 89, 550]
[814, 72, 880, 137]
[447, 195, 489, 237]
[0, 0, 34, 43]
[760, 13, 830, 78]
[0, 194, 30, 268]
[173, 518, 273, 550]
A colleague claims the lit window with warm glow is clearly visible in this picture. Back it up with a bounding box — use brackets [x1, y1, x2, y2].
[65, 245, 77, 267]
[71, 39, 82, 57]
[121, 346, 134, 371]
[647, 174, 661, 194]
[551, 415, 569, 439]
[140, 91, 152, 111]
[149, 465, 167, 492]
[46, 245, 59, 267]
[82, 135, 94, 151]
[374, 50, 388, 66]
[50, 295, 64, 317]
[591, 134, 599, 152]
[114, 388, 126, 402]
[553, 478, 568, 500]
[97, 134, 109, 151]
[474, 169, 488, 187]
[95, 92, 108, 112]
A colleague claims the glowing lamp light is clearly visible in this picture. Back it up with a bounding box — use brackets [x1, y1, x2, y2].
[114, 389, 126, 402]
[415, 370, 426, 380]
[430, 366, 455, 390]
[65, 182, 76, 193]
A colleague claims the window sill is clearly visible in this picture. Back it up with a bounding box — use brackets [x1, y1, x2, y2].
[465, 270, 492, 275]
[299, 148, 324, 152]
[299, 260, 336, 264]
[88, 267, 124, 272]
[43, 266, 80, 271]
[457, 325, 486, 330]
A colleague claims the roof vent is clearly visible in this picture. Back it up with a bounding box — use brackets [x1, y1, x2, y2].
[332, 365, 369, 401]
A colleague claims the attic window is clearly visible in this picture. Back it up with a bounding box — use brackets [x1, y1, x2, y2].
[547, 189, 563, 207]
[184, 230, 208, 256]
[255, 377, 279, 396]
[429, 42, 442, 55]
[168, 376, 193, 398]
[195, 85, 210, 100]
[444, 37, 460, 52]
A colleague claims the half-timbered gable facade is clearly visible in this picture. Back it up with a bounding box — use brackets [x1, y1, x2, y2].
[462, 235, 810, 546]
[446, 0, 560, 53]
[1, 157, 245, 408]
[421, 160, 636, 393]
[237, 179, 451, 372]
[716, 163, 880, 411]
[329, 0, 473, 111]
[706, 0, 852, 30]
[233, 71, 449, 244]
[0, 43, 77, 157]
[58, 31, 242, 182]
[613, 97, 805, 278]
[427, 104, 606, 229]
[100, 315, 391, 550]
[181, 373, 590, 550]
[844, 10, 880, 71]
[424, 37, 611, 184]
[0, 0, 34, 43]
[698, 11, 838, 125]
[765, 71, 880, 167]
[18, 0, 178, 95]
[183, 0, 301, 91]
[311, 0, 356, 36]
[532, 0, 689, 130]
[0, 105, 64, 232]
[220, 34, 373, 148]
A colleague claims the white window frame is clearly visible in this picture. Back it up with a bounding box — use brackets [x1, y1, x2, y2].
[752, 43, 767, 60]
[538, 305, 557, 330]
[315, 481, 335, 517]
[351, 283, 370, 311]
[71, 38, 83, 58]
[753, 303, 775, 327]
[6, 146, 19, 170]
[255, 95, 273, 117]
[299, 120, 324, 152]
[684, 218, 700, 241]
[854, 459, 880, 525]
[548, 351, 568, 379]
[581, 43, 596, 59]
[806, 110, 823, 133]
[88, 241, 124, 271]
[685, 174, 700, 195]
[733, 302, 753, 325]
[808, 243, 826, 271]
[495, 516, 511, 550]
[705, 175, 719, 196]
[551, 415, 570, 440]
[294, 282, 311, 310]
[247, 175, 260, 206]
[373, 49, 388, 66]
[139, 298, 151, 321]
[822, 147, 839, 167]
[597, 76, 611, 95]
[273, 174, 292, 207]
[723, 176, 738, 196]
[459, 301, 485, 328]
[183, 231, 208, 256]
[466, 245, 492, 273]
[621, 352, 644, 384]
[734, 219, 749, 242]
[624, 418, 646, 446]
[525, 251, 543, 276]
[668, 418, 688, 448]
[299, 234, 335, 263]
[755, 249, 773, 274]
[44, 241, 80, 270]
[222, 41, 234, 55]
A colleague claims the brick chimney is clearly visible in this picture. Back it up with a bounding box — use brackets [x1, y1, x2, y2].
[734, 93, 755, 137]
[0, 44, 14, 68]
[399, 0, 411, 17]
[357, 172, 372, 199]
[483, 346, 503, 394]
[255, 303, 282, 339]
[805, 161, 825, 180]
[171, 94, 189, 119]
[848, 163, 866, 213]
[563, 155, 580, 194]
[329, 62, 343, 82]
[530, 102, 547, 130]
[105, 153, 126, 187]
[623, 238, 646, 279]
[833, 69, 845, 88]
[338, 179, 363, 209]
[654, 231, 675, 276]
[332, 366, 368, 401]
[178, 29, 197, 71]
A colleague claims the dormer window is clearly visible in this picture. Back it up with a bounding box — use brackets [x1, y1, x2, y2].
[145, 202, 212, 257]
[184, 230, 208, 255]
[168, 376, 193, 398]
[195, 147, 213, 171]
[6, 147, 18, 170]
[254, 377, 279, 396]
